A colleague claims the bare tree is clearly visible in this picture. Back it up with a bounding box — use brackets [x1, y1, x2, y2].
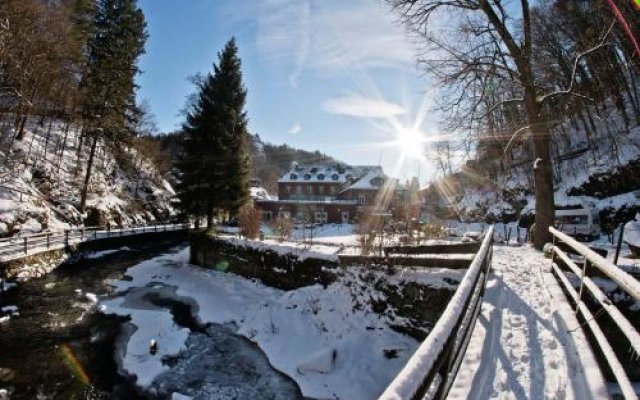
[387, 0, 621, 248]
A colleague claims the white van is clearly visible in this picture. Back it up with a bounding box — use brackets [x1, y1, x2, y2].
[554, 205, 601, 241]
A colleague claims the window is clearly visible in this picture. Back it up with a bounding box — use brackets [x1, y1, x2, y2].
[310, 167, 318, 173]
[261, 211, 272, 222]
[307, 186, 313, 194]
[290, 173, 297, 180]
[330, 186, 337, 194]
[332, 174, 339, 181]
[315, 211, 328, 224]
[341, 211, 349, 223]
[304, 174, 311, 180]
[358, 194, 366, 205]
[318, 186, 324, 194]
[296, 186, 302, 194]
[317, 173, 325, 180]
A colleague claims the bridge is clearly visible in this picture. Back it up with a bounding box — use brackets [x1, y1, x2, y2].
[0, 222, 190, 263]
[379, 226, 640, 400]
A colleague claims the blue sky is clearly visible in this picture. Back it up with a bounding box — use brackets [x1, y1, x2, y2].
[136, 0, 441, 182]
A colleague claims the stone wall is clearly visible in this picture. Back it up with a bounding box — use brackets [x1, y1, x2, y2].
[190, 232, 339, 290]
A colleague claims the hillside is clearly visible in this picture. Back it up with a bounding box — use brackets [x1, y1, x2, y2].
[157, 131, 339, 193]
[423, 105, 640, 231]
[0, 119, 177, 237]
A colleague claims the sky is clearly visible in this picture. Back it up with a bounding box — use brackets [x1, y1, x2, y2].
[136, 0, 444, 183]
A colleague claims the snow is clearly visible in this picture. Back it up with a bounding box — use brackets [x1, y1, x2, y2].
[0, 119, 177, 237]
[448, 245, 608, 400]
[623, 214, 640, 247]
[341, 167, 385, 191]
[100, 247, 422, 399]
[84, 246, 131, 259]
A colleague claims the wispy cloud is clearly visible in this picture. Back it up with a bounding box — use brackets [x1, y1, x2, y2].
[288, 122, 302, 135]
[323, 95, 406, 119]
[251, 0, 414, 87]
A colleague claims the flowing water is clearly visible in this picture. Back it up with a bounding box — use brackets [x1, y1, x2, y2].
[0, 241, 302, 400]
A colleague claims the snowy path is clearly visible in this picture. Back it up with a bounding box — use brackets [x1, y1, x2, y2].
[449, 245, 609, 400]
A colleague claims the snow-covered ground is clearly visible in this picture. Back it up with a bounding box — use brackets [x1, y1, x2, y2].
[100, 247, 433, 400]
[449, 245, 608, 400]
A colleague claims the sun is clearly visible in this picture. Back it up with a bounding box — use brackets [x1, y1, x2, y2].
[393, 127, 426, 160]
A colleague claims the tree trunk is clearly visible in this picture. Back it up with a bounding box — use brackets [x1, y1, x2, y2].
[80, 135, 98, 213]
[528, 109, 555, 249]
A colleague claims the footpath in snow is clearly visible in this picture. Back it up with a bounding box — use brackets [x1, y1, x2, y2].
[449, 245, 609, 400]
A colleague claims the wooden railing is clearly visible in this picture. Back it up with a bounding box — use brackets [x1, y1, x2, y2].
[0, 222, 190, 262]
[379, 226, 494, 400]
[549, 226, 640, 400]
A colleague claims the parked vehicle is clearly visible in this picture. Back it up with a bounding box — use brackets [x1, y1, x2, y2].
[623, 213, 640, 257]
[554, 205, 601, 241]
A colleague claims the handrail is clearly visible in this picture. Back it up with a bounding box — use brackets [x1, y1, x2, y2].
[0, 222, 190, 262]
[549, 226, 639, 400]
[379, 226, 494, 400]
[549, 227, 640, 302]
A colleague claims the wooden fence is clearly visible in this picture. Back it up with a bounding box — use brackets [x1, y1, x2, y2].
[379, 226, 494, 400]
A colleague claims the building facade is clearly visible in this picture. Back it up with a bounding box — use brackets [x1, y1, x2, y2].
[255, 163, 401, 224]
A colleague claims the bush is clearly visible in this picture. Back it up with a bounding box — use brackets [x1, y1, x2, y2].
[239, 204, 261, 239]
[273, 217, 293, 242]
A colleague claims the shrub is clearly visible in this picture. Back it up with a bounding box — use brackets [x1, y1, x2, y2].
[239, 204, 261, 239]
[273, 217, 293, 242]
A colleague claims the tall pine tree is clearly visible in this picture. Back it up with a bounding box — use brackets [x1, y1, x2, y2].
[79, 0, 147, 212]
[179, 38, 250, 227]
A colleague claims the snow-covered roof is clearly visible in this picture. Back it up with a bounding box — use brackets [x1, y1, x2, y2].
[250, 187, 273, 200]
[278, 164, 381, 184]
[340, 167, 386, 192]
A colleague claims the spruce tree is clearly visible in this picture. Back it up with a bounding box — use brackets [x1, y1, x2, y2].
[179, 38, 250, 227]
[79, 0, 147, 212]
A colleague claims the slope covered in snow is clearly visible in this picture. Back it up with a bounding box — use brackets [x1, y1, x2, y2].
[0, 119, 177, 236]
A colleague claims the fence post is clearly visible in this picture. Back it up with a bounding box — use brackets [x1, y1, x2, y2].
[47, 232, 50, 248]
[23, 237, 27, 254]
[576, 259, 589, 314]
[613, 222, 626, 265]
[81, 228, 84, 240]
[94, 229, 97, 240]
[64, 230, 69, 246]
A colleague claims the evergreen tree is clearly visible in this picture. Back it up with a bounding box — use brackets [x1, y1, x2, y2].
[79, 0, 147, 212]
[179, 38, 250, 227]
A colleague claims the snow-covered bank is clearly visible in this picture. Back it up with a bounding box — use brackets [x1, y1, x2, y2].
[100, 247, 445, 399]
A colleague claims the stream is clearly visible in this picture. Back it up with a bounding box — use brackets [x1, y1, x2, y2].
[0, 241, 302, 400]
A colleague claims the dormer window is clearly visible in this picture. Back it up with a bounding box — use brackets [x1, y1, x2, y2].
[337, 167, 345, 174]
[332, 174, 339, 181]
[317, 173, 325, 180]
[304, 174, 311, 180]
[310, 167, 318, 173]
[345, 174, 353, 181]
[371, 177, 383, 187]
[290, 173, 298, 180]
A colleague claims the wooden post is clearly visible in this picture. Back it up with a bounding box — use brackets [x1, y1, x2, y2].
[613, 222, 626, 265]
[64, 230, 69, 246]
[576, 259, 589, 314]
[23, 237, 27, 254]
[46, 232, 50, 248]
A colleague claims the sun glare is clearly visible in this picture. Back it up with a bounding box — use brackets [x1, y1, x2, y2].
[394, 127, 426, 160]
